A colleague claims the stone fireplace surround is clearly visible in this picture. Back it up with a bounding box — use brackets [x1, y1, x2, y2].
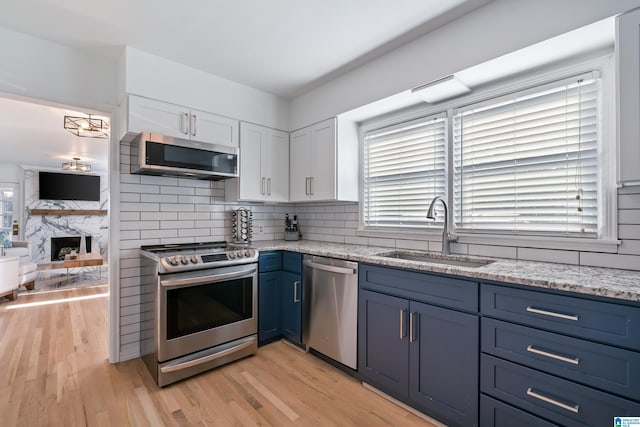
[23, 169, 108, 264]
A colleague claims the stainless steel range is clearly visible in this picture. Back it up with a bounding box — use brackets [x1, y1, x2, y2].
[139, 241, 259, 386]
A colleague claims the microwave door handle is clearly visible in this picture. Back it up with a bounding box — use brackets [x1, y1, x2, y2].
[160, 266, 257, 288]
[182, 112, 189, 135]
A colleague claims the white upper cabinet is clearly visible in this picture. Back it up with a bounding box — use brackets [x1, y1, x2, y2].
[226, 122, 289, 202]
[123, 95, 239, 148]
[617, 8, 640, 186]
[290, 117, 358, 202]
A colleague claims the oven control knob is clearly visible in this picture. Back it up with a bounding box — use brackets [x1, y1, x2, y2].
[227, 252, 236, 259]
[190, 256, 198, 264]
[244, 250, 252, 257]
[168, 256, 179, 266]
[180, 256, 189, 265]
[235, 250, 244, 258]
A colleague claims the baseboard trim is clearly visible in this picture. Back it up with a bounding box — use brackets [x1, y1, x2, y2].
[361, 382, 447, 427]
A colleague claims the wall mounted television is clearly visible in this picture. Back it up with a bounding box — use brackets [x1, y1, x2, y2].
[39, 172, 101, 201]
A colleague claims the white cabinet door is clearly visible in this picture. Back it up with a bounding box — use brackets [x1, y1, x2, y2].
[309, 119, 336, 200]
[191, 109, 239, 148]
[238, 122, 264, 200]
[264, 128, 289, 202]
[290, 127, 312, 202]
[128, 96, 188, 138]
[617, 8, 640, 185]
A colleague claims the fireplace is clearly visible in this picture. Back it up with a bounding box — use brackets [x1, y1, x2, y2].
[50, 236, 92, 261]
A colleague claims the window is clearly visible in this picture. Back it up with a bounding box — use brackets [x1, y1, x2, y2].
[363, 115, 446, 228]
[452, 73, 600, 236]
[0, 188, 14, 233]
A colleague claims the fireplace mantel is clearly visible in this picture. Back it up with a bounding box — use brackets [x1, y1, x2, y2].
[29, 209, 108, 216]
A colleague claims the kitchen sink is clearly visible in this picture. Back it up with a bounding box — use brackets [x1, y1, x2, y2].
[375, 251, 494, 268]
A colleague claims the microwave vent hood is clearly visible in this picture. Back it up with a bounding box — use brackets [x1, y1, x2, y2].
[130, 132, 239, 180]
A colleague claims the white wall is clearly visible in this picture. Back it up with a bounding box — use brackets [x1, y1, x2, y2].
[289, 0, 640, 129]
[123, 47, 290, 130]
[0, 27, 117, 112]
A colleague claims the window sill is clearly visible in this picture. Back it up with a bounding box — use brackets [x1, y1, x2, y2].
[455, 233, 620, 253]
[357, 228, 443, 240]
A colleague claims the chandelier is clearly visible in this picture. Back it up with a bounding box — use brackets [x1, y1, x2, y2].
[62, 157, 91, 172]
[63, 114, 109, 138]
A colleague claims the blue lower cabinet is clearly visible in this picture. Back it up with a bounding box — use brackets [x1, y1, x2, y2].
[409, 301, 478, 427]
[258, 251, 303, 346]
[358, 289, 410, 397]
[258, 270, 282, 345]
[481, 394, 560, 427]
[481, 354, 640, 427]
[358, 288, 479, 427]
[282, 271, 302, 344]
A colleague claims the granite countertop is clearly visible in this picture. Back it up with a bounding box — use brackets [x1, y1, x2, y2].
[252, 240, 640, 303]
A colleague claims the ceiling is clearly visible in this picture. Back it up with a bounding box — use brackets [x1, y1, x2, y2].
[0, 97, 109, 172]
[0, 0, 493, 174]
[0, 0, 490, 99]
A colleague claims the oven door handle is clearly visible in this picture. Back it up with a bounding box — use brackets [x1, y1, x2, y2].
[160, 336, 257, 374]
[160, 266, 257, 288]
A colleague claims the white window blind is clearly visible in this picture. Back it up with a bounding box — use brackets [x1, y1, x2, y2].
[363, 115, 446, 228]
[453, 73, 599, 235]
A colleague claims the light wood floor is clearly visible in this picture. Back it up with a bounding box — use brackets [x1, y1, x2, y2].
[0, 285, 438, 426]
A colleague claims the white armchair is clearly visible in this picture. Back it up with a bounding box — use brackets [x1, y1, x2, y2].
[2, 241, 37, 291]
[0, 256, 19, 300]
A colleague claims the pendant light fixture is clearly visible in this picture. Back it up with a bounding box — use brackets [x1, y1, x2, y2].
[62, 157, 91, 173]
[63, 114, 109, 138]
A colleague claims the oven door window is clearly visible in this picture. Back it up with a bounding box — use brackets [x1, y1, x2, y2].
[166, 277, 253, 340]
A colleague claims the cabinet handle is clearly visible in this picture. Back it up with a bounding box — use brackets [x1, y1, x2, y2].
[526, 345, 580, 365]
[526, 388, 580, 414]
[305, 177, 310, 195]
[526, 306, 579, 321]
[293, 281, 300, 302]
[409, 312, 417, 342]
[400, 309, 406, 339]
[261, 177, 266, 195]
[191, 114, 197, 136]
[267, 177, 271, 195]
[182, 112, 189, 135]
[309, 176, 314, 195]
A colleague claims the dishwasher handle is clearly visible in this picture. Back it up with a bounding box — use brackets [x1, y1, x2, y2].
[303, 260, 357, 275]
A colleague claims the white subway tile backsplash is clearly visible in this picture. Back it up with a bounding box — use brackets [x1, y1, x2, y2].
[517, 248, 579, 265]
[120, 212, 141, 221]
[618, 194, 640, 209]
[140, 194, 178, 203]
[345, 236, 369, 245]
[580, 252, 640, 270]
[141, 229, 178, 239]
[619, 210, 640, 225]
[368, 237, 396, 248]
[141, 211, 178, 221]
[396, 239, 429, 251]
[618, 239, 640, 255]
[468, 244, 517, 259]
[620, 225, 640, 240]
[160, 185, 195, 196]
[120, 193, 141, 203]
[120, 202, 159, 212]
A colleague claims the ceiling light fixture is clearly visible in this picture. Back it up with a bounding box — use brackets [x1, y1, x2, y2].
[62, 157, 91, 173]
[63, 114, 109, 138]
[411, 75, 471, 104]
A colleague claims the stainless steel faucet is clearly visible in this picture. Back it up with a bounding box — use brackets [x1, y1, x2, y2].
[426, 196, 457, 255]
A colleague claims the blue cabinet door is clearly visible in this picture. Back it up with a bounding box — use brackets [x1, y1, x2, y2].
[358, 289, 410, 399]
[409, 300, 479, 427]
[282, 271, 302, 344]
[258, 271, 282, 345]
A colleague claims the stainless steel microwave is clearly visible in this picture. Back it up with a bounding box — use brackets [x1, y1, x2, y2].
[130, 132, 238, 180]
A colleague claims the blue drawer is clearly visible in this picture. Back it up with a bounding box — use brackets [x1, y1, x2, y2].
[360, 264, 478, 312]
[481, 394, 560, 427]
[482, 317, 640, 399]
[481, 283, 640, 351]
[481, 354, 640, 427]
[258, 251, 282, 273]
[282, 251, 302, 274]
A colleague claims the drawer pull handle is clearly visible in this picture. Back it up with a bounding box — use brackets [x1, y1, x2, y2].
[526, 345, 580, 365]
[526, 388, 580, 414]
[526, 306, 579, 321]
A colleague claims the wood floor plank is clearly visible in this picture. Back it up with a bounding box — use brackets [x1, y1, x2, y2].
[0, 285, 439, 426]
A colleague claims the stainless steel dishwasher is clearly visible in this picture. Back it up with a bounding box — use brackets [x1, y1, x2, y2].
[302, 255, 358, 369]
